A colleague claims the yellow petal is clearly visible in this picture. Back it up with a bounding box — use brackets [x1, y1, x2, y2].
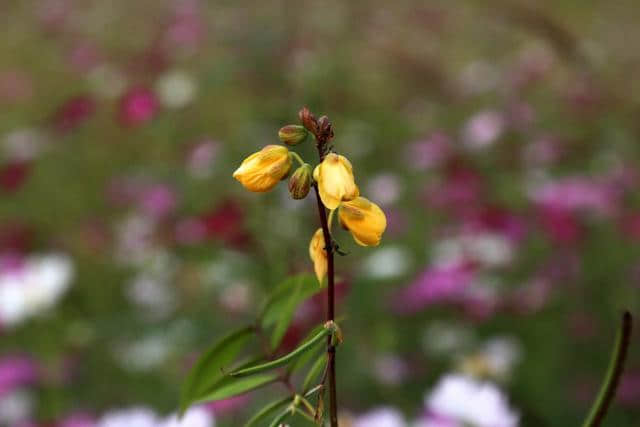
[338, 196, 387, 246]
[232, 145, 292, 192]
[308, 228, 327, 284]
[315, 153, 358, 209]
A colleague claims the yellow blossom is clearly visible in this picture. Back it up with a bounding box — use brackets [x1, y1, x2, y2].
[313, 153, 359, 209]
[309, 228, 327, 284]
[232, 145, 292, 192]
[338, 197, 387, 246]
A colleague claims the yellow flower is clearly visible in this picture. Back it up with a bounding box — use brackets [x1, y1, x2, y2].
[309, 228, 327, 284]
[338, 197, 387, 246]
[232, 145, 292, 192]
[313, 153, 359, 209]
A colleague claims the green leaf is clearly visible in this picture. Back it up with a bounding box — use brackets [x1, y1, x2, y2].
[245, 397, 292, 427]
[179, 326, 254, 414]
[302, 353, 327, 393]
[268, 407, 293, 427]
[195, 373, 279, 403]
[287, 324, 325, 375]
[262, 274, 320, 350]
[230, 327, 330, 378]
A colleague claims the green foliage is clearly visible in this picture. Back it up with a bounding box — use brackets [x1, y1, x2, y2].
[195, 374, 280, 404]
[244, 397, 291, 427]
[179, 327, 254, 414]
[179, 274, 333, 423]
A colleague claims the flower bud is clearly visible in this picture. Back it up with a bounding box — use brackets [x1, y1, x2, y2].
[278, 125, 308, 146]
[288, 163, 313, 199]
[298, 106, 318, 134]
[232, 145, 292, 192]
[316, 115, 334, 141]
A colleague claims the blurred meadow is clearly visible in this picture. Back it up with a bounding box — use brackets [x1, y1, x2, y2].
[1, 0, 640, 426]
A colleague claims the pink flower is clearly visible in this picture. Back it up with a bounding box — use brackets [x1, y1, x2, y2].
[0, 355, 38, 396]
[405, 132, 451, 170]
[462, 111, 505, 149]
[67, 42, 103, 73]
[118, 87, 158, 127]
[138, 185, 177, 219]
[205, 395, 249, 415]
[395, 262, 475, 313]
[529, 176, 617, 216]
[186, 140, 220, 179]
[425, 161, 484, 213]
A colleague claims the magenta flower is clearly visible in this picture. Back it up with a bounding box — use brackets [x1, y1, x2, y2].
[0, 161, 31, 193]
[118, 87, 159, 127]
[0, 355, 38, 397]
[53, 95, 97, 133]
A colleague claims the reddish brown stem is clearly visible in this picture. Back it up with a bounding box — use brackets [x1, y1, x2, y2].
[310, 125, 339, 426]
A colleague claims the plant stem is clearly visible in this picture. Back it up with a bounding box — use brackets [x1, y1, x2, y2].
[312, 140, 339, 426]
[313, 184, 338, 426]
[581, 311, 632, 427]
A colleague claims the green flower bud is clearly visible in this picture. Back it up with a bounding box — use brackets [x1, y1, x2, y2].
[288, 163, 313, 199]
[278, 124, 308, 146]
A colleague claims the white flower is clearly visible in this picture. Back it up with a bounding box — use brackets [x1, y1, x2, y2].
[365, 173, 402, 206]
[97, 406, 214, 427]
[155, 71, 197, 109]
[354, 407, 406, 427]
[433, 233, 513, 269]
[160, 407, 214, 427]
[98, 407, 158, 427]
[425, 374, 519, 427]
[0, 253, 74, 326]
[0, 389, 33, 425]
[362, 246, 410, 279]
[3, 127, 46, 161]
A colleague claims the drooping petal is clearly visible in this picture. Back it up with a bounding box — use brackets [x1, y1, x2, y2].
[309, 228, 327, 284]
[339, 196, 387, 246]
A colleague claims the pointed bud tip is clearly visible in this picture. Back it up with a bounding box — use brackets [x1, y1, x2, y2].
[298, 106, 318, 134]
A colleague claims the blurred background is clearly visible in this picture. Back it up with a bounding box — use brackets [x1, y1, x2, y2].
[1, 0, 640, 426]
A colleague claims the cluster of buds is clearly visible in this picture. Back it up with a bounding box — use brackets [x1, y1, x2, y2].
[233, 107, 387, 284]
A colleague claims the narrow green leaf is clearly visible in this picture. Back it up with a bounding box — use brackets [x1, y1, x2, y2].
[261, 274, 318, 330]
[195, 373, 279, 403]
[270, 278, 303, 350]
[179, 326, 254, 414]
[302, 353, 327, 393]
[268, 407, 293, 427]
[287, 324, 324, 375]
[230, 327, 330, 378]
[245, 397, 292, 427]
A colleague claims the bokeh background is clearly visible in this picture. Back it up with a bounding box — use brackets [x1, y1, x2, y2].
[1, 0, 640, 426]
